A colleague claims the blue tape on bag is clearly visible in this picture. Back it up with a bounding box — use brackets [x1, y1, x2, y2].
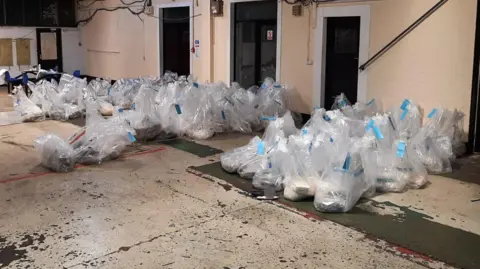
[366, 119, 384, 140]
[132, 103, 136, 111]
[397, 141, 406, 158]
[343, 153, 351, 170]
[107, 87, 111, 96]
[257, 141, 265, 155]
[400, 99, 410, 110]
[339, 99, 347, 107]
[118, 108, 124, 113]
[323, 115, 331, 121]
[221, 110, 226, 120]
[302, 129, 308, 136]
[427, 108, 438, 119]
[366, 98, 375, 106]
[261, 83, 267, 89]
[274, 84, 281, 88]
[193, 82, 199, 88]
[175, 104, 182, 114]
[127, 132, 136, 142]
[308, 142, 313, 152]
[314, 106, 321, 110]
[330, 137, 334, 143]
[16, 99, 20, 105]
[268, 162, 272, 168]
[366, 119, 374, 132]
[400, 109, 408, 120]
[260, 116, 276, 121]
[373, 125, 384, 140]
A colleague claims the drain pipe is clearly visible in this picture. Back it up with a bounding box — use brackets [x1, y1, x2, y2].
[359, 0, 449, 71]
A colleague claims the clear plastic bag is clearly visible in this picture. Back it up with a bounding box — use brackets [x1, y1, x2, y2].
[109, 79, 139, 109]
[64, 104, 82, 119]
[57, 74, 87, 104]
[85, 101, 106, 126]
[87, 78, 111, 98]
[127, 85, 164, 141]
[230, 88, 261, 131]
[97, 98, 114, 116]
[261, 111, 298, 145]
[11, 86, 45, 122]
[221, 136, 261, 173]
[256, 78, 289, 126]
[238, 151, 269, 179]
[236, 114, 292, 179]
[389, 99, 422, 140]
[314, 145, 368, 213]
[73, 120, 136, 165]
[409, 107, 455, 174]
[42, 85, 67, 121]
[252, 138, 289, 191]
[34, 134, 76, 172]
[365, 98, 383, 116]
[331, 93, 351, 111]
[182, 82, 217, 140]
[283, 135, 319, 201]
[27, 81, 45, 108]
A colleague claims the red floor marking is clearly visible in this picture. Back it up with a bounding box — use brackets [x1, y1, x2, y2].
[0, 146, 167, 184]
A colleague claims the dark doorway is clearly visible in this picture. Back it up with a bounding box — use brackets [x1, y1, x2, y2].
[161, 7, 190, 76]
[233, 1, 277, 88]
[36, 28, 63, 72]
[324, 17, 360, 109]
[468, 0, 480, 153]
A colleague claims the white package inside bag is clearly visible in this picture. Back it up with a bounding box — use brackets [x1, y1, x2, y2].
[11, 86, 44, 122]
[221, 136, 262, 173]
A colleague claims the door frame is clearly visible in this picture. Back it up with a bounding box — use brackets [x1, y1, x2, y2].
[36, 28, 63, 72]
[156, 2, 194, 76]
[468, 0, 480, 153]
[227, 0, 282, 84]
[313, 5, 370, 109]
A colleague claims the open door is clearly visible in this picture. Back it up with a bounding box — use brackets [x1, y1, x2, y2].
[36, 28, 63, 72]
[233, 1, 277, 88]
[160, 6, 191, 76]
[324, 17, 360, 109]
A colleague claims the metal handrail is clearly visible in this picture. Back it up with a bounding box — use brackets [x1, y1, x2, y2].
[359, 0, 449, 71]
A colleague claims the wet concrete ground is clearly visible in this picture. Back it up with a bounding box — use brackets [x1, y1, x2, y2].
[0, 119, 478, 268]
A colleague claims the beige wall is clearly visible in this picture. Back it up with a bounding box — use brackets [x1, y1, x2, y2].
[368, 0, 476, 127]
[81, 0, 477, 129]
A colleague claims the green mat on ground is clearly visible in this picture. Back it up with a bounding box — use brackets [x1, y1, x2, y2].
[161, 138, 223, 157]
[189, 162, 480, 269]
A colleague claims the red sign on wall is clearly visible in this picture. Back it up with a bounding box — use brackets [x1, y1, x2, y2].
[266, 30, 274, 41]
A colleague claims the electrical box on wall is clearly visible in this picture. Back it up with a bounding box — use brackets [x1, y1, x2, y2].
[292, 5, 303, 16]
[211, 0, 224, 17]
[144, 5, 154, 16]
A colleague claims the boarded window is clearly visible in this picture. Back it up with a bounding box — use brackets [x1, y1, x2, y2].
[0, 39, 13, 66]
[16, 38, 31, 65]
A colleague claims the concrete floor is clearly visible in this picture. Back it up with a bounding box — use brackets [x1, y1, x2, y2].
[0, 120, 478, 268]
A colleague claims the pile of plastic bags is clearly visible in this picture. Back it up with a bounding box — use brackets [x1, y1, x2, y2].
[22, 72, 293, 171]
[13, 72, 292, 141]
[221, 94, 466, 213]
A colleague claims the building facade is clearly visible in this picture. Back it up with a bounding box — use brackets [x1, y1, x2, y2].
[80, 0, 478, 143]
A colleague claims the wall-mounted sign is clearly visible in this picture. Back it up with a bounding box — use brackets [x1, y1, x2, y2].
[194, 40, 200, 58]
[266, 30, 274, 41]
